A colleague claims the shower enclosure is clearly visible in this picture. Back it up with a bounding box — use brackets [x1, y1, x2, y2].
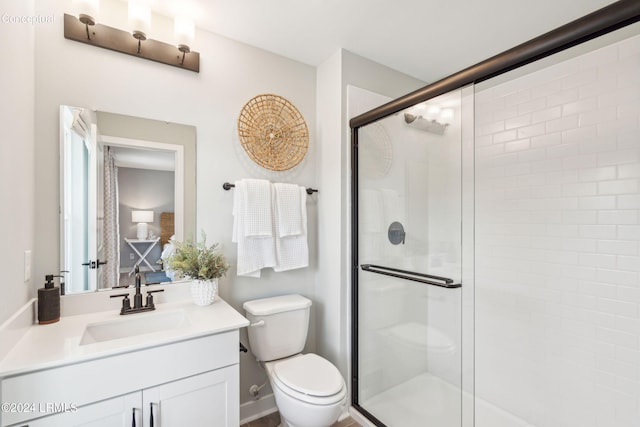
[351, 2, 639, 426]
[353, 89, 466, 427]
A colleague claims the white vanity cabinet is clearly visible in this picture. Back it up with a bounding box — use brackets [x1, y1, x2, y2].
[11, 392, 140, 427]
[142, 365, 238, 426]
[2, 330, 242, 427]
[15, 367, 238, 427]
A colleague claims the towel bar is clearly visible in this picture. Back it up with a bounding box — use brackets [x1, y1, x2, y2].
[223, 182, 318, 195]
[360, 264, 461, 288]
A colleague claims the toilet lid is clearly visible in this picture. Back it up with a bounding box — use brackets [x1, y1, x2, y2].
[273, 354, 344, 397]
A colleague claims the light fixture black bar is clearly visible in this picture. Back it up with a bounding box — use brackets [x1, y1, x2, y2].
[349, 0, 640, 129]
[63, 14, 200, 73]
[222, 182, 318, 195]
[360, 264, 461, 288]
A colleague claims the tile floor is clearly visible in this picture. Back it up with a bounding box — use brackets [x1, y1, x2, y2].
[240, 412, 362, 427]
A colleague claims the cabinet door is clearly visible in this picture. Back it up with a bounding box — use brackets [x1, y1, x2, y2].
[142, 365, 239, 427]
[11, 392, 141, 427]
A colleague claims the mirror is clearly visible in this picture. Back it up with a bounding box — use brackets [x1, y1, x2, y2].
[60, 106, 196, 294]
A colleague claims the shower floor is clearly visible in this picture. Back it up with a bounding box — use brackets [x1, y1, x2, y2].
[361, 372, 461, 427]
[361, 372, 533, 427]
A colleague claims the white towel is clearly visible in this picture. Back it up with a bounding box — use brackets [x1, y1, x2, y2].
[243, 179, 272, 237]
[274, 185, 308, 272]
[274, 183, 303, 237]
[232, 179, 276, 277]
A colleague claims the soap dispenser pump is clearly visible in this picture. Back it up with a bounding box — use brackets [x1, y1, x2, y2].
[38, 274, 61, 324]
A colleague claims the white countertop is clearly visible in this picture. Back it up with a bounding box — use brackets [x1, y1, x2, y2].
[0, 297, 249, 378]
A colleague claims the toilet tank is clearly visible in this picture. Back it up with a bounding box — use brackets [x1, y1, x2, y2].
[243, 294, 312, 362]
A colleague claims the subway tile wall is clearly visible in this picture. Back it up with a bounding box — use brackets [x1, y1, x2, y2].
[474, 33, 640, 427]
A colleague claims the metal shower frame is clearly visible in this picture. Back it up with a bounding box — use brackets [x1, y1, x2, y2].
[350, 1, 640, 425]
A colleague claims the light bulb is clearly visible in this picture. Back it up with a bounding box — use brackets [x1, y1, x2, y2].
[439, 108, 454, 124]
[426, 106, 440, 121]
[129, 0, 151, 40]
[175, 16, 195, 52]
[73, 0, 99, 25]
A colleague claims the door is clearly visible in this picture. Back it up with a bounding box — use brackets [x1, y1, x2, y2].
[86, 123, 99, 291]
[94, 125, 105, 289]
[60, 108, 107, 293]
[352, 90, 464, 427]
[142, 366, 239, 427]
[61, 106, 94, 293]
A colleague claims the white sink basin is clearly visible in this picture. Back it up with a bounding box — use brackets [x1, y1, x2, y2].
[80, 310, 189, 345]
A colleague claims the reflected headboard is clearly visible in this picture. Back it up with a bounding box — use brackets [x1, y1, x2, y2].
[160, 212, 175, 245]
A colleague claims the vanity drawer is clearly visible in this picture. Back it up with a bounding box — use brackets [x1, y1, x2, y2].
[1, 330, 238, 427]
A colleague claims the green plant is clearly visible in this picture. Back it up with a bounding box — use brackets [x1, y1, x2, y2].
[165, 233, 230, 281]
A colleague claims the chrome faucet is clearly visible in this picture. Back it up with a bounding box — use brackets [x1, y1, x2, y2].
[110, 265, 164, 315]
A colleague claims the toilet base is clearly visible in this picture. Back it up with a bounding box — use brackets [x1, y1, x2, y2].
[269, 375, 346, 427]
[272, 385, 345, 427]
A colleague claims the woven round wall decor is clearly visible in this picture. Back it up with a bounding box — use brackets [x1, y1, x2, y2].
[237, 94, 309, 171]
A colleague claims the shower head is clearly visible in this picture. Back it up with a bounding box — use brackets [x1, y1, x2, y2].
[404, 113, 418, 124]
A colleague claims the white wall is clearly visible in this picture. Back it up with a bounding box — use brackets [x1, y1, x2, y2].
[0, 0, 36, 325]
[315, 48, 343, 375]
[474, 32, 640, 427]
[315, 49, 424, 387]
[33, 0, 316, 407]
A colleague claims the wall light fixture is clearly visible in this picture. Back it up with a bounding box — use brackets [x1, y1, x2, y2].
[74, 0, 99, 38]
[404, 103, 455, 135]
[128, 0, 151, 52]
[64, 1, 200, 73]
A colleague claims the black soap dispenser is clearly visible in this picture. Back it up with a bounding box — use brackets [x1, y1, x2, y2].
[38, 274, 60, 324]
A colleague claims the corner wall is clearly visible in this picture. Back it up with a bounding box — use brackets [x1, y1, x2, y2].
[0, 0, 36, 324]
[315, 49, 424, 385]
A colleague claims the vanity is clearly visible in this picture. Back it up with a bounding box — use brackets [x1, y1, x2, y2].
[0, 290, 249, 427]
[0, 103, 247, 426]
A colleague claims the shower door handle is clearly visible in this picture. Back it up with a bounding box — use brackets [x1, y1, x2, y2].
[360, 264, 461, 288]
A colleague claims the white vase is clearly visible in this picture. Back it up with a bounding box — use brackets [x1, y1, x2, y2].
[190, 279, 218, 306]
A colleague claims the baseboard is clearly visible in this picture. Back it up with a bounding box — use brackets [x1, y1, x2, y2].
[239, 393, 277, 424]
[349, 406, 377, 427]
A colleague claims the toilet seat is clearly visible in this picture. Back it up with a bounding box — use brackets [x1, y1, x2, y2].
[268, 354, 346, 405]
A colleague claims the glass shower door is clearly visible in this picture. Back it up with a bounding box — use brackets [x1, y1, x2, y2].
[354, 90, 463, 427]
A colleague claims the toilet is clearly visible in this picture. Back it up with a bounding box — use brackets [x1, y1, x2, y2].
[243, 294, 347, 427]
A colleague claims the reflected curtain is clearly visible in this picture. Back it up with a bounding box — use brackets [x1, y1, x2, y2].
[103, 147, 120, 287]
